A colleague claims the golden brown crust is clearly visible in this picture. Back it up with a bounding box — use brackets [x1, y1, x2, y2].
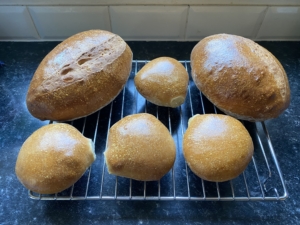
[15, 123, 96, 194]
[191, 33, 290, 121]
[183, 114, 254, 182]
[26, 30, 133, 121]
[134, 57, 189, 108]
[104, 113, 176, 181]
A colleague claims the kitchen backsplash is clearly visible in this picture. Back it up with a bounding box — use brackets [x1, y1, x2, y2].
[1, 0, 300, 41]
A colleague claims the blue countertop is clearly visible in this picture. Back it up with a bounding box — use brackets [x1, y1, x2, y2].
[0, 41, 299, 224]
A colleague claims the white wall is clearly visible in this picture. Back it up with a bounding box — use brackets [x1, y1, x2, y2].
[1, 1, 300, 41]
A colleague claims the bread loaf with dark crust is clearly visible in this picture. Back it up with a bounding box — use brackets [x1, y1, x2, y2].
[26, 30, 133, 121]
[191, 34, 290, 121]
[104, 113, 176, 181]
[15, 123, 96, 194]
[183, 114, 254, 182]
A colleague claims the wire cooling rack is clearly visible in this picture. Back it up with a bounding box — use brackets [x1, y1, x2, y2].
[29, 60, 288, 201]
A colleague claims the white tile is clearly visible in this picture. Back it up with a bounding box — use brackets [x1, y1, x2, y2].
[0, 6, 39, 40]
[257, 7, 300, 40]
[110, 6, 188, 40]
[186, 6, 266, 40]
[28, 6, 110, 40]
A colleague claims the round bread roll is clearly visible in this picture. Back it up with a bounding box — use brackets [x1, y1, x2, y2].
[183, 114, 254, 182]
[134, 57, 189, 108]
[27, 30, 133, 121]
[191, 33, 290, 121]
[15, 123, 96, 194]
[104, 113, 176, 181]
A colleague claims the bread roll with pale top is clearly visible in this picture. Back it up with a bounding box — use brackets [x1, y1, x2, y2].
[27, 30, 133, 121]
[104, 113, 176, 181]
[183, 114, 254, 182]
[15, 123, 96, 194]
[191, 34, 290, 121]
[134, 57, 188, 108]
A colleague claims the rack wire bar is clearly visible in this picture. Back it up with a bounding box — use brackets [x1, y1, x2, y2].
[29, 60, 288, 201]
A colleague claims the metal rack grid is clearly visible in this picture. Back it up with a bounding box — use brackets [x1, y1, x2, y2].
[29, 60, 288, 201]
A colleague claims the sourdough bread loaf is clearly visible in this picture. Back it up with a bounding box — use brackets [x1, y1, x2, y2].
[104, 113, 176, 181]
[27, 30, 133, 121]
[183, 114, 254, 182]
[190, 34, 290, 121]
[15, 123, 96, 194]
[134, 57, 189, 108]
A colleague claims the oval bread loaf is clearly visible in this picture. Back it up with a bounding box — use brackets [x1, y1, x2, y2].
[134, 57, 189, 108]
[191, 34, 290, 121]
[183, 114, 254, 182]
[15, 123, 96, 194]
[26, 30, 133, 121]
[104, 113, 176, 181]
